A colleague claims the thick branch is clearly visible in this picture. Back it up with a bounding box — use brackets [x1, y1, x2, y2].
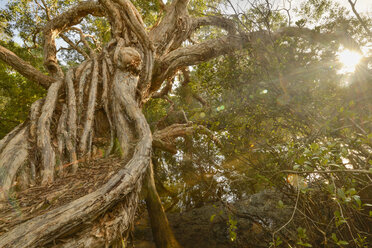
[191, 16, 237, 34]
[151, 34, 247, 92]
[149, 0, 191, 55]
[151, 26, 361, 94]
[0, 44, 54, 88]
[153, 123, 221, 153]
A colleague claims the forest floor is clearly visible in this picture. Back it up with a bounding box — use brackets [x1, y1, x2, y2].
[0, 155, 123, 235]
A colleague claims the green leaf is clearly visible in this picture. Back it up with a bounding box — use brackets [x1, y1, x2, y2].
[297, 241, 313, 247]
[278, 200, 284, 208]
[331, 233, 338, 242]
[337, 240, 349, 245]
[353, 195, 362, 208]
[345, 188, 356, 196]
[210, 214, 216, 222]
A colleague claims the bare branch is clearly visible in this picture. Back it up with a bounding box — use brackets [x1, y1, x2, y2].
[279, 169, 372, 175]
[152, 78, 174, 98]
[347, 0, 372, 37]
[59, 34, 90, 59]
[157, 0, 165, 10]
[68, 27, 96, 56]
[0, 44, 54, 88]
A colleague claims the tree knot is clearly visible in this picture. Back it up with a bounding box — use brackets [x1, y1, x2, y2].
[114, 47, 142, 74]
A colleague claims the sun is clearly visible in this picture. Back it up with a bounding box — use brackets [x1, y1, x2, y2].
[337, 49, 363, 74]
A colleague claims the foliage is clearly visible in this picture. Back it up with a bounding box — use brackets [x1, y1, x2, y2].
[0, 41, 45, 138]
[143, 0, 372, 246]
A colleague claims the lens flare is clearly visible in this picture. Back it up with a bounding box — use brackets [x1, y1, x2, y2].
[337, 49, 362, 74]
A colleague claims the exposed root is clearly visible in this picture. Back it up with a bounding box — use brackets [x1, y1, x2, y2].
[102, 59, 115, 156]
[56, 103, 68, 175]
[0, 127, 29, 202]
[29, 99, 44, 183]
[79, 55, 99, 159]
[77, 61, 93, 125]
[65, 69, 78, 173]
[37, 79, 63, 185]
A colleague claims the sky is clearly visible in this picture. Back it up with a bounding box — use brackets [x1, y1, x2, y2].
[338, 0, 372, 13]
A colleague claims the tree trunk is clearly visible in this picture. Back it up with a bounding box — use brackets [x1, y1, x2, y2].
[145, 162, 181, 248]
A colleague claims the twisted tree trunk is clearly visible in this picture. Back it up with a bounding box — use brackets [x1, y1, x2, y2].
[0, 0, 347, 246]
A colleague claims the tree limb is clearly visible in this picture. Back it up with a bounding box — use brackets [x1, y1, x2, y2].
[191, 16, 237, 34]
[0, 44, 54, 88]
[151, 34, 248, 92]
[151, 26, 361, 94]
[153, 122, 222, 153]
[43, 1, 104, 76]
[347, 0, 372, 37]
[149, 0, 191, 55]
[59, 34, 90, 59]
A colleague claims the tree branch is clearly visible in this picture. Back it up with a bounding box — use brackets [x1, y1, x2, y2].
[151, 26, 361, 94]
[153, 122, 222, 153]
[59, 34, 90, 59]
[191, 16, 237, 34]
[0, 44, 54, 88]
[149, 0, 191, 55]
[151, 34, 247, 92]
[43, 1, 104, 76]
[347, 0, 372, 37]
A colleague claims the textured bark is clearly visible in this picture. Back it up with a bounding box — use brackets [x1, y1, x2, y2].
[37, 79, 63, 185]
[0, 44, 54, 88]
[0, 127, 28, 202]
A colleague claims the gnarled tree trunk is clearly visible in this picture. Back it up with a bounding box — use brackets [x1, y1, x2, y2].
[0, 0, 350, 247]
[0, 0, 243, 246]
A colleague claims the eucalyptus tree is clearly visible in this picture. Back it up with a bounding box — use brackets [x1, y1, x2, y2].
[0, 0, 369, 247]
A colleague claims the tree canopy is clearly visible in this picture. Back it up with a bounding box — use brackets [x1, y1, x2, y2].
[0, 0, 372, 247]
